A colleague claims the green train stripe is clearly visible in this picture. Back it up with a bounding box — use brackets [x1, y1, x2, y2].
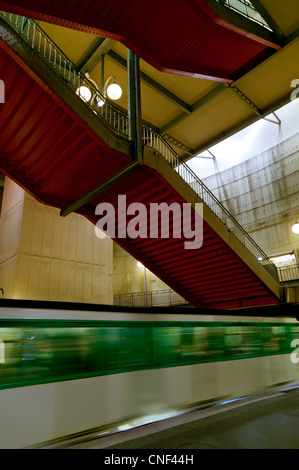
[0, 319, 298, 391]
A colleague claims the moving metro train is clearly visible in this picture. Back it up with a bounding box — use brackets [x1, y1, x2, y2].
[0, 299, 299, 448]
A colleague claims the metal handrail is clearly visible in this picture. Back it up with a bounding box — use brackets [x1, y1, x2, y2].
[1, 12, 129, 139]
[114, 289, 189, 308]
[277, 264, 299, 285]
[142, 127, 279, 282]
[1, 11, 279, 282]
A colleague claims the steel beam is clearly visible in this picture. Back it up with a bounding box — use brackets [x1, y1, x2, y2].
[160, 84, 227, 133]
[249, 0, 286, 39]
[77, 37, 115, 73]
[163, 135, 193, 156]
[228, 85, 262, 117]
[107, 50, 192, 114]
[184, 91, 293, 160]
[127, 49, 142, 160]
[160, 83, 263, 134]
[60, 160, 140, 217]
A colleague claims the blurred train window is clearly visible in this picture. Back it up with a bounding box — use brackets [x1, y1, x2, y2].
[0, 327, 24, 386]
[222, 325, 264, 358]
[204, 326, 224, 359]
[152, 325, 226, 366]
[273, 325, 289, 353]
[20, 327, 94, 378]
[152, 327, 181, 365]
[193, 327, 210, 358]
[0, 320, 298, 390]
[180, 327, 198, 361]
[223, 326, 242, 356]
[290, 326, 299, 343]
[262, 325, 287, 353]
[181, 326, 224, 361]
[103, 327, 150, 371]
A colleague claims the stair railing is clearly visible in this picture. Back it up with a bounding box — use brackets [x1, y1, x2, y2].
[1, 11, 279, 282]
[1, 12, 129, 139]
[142, 126, 279, 282]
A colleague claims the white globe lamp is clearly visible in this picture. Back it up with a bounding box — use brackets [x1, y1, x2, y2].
[76, 85, 92, 102]
[107, 82, 122, 100]
[292, 221, 299, 234]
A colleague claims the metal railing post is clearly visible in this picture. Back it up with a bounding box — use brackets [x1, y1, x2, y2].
[127, 49, 142, 162]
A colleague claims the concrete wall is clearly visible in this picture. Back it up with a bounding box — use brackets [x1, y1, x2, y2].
[0, 178, 113, 303]
[201, 131, 299, 257]
[188, 98, 299, 179]
[113, 242, 168, 297]
[0, 178, 24, 299]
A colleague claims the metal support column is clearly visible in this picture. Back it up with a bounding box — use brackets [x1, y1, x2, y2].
[127, 49, 142, 161]
[100, 55, 105, 94]
[60, 51, 143, 218]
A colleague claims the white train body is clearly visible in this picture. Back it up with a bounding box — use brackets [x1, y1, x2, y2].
[0, 301, 298, 448]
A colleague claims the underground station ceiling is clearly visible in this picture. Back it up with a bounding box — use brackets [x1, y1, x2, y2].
[0, 0, 299, 161]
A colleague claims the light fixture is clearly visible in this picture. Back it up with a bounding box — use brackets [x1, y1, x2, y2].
[76, 74, 122, 107]
[104, 75, 122, 101]
[97, 96, 105, 107]
[107, 82, 122, 100]
[76, 84, 92, 102]
[137, 261, 144, 268]
[292, 218, 299, 234]
[76, 73, 105, 107]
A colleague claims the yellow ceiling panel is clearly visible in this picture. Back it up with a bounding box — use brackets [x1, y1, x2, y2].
[261, 0, 299, 36]
[170, 90, 255, 149]
[111, 41, 127, 55]
[140, 90, 182, 128]
[111, 42, 219, 106]
[236, 38, 299, 110]
[39, 22, 95, 66]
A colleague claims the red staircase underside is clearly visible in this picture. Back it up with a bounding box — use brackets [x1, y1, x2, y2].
[82, 167, 280, 309]
[0, 43, 130, 208]
[0, 0, 278, 82]
[0, 44, 279, 309]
